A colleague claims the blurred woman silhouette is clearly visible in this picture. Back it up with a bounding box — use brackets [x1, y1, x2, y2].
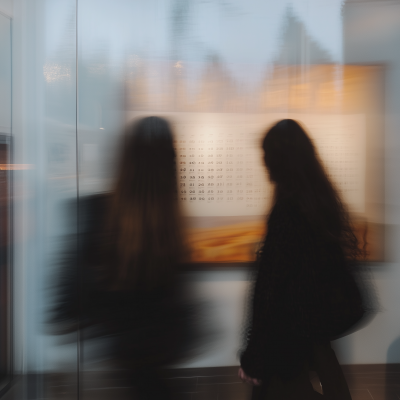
[51, 116, 196, 400]
[239, 119, 375, 400]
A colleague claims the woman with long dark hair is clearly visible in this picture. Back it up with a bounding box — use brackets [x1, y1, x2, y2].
[52, 116, 195, 400]
[101, 116, 186, 291]
[239, 119, 373, 399]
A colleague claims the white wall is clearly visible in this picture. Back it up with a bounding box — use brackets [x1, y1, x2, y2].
[179, 269, 251, 368]
[335, 0, 400, 365]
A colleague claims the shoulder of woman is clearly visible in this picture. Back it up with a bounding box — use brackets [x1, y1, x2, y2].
[64, 193, 109, 221]
[269, 198, 303, 225]
[79, 193, 110, 228]
[82, 192, 110, 211]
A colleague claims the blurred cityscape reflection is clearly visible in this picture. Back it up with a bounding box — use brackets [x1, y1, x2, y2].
[0, 0, 399, 399]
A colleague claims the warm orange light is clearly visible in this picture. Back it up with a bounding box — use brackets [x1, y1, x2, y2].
[0, 164, 33, 170]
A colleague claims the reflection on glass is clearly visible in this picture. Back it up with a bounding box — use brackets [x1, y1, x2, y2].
[5, 0, 396, 398]
[0, 12, 12, 391]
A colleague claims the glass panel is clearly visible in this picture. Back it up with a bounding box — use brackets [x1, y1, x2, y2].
[41, 0, 79, 397]
[0, 12, 12, 392]
[0, 13, 11, 135]
[76, 1, 128, 396]
[11, 0, 79, 398]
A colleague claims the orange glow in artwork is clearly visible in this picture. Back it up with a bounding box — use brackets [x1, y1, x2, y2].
[187, 220, 265, 263]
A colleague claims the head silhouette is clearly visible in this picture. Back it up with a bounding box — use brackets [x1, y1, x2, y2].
[262, 119, 362, 259]
[103, 116, 185, 290]
[263, 119, 321, 190]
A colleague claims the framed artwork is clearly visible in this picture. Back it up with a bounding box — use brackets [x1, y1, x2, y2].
[126, 64, 385, 263]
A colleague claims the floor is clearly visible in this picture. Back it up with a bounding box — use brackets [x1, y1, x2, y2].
[1, 364, 399, 400]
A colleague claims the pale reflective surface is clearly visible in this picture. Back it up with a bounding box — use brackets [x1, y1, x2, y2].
[0, 11, 11, 392]
[5, 1, 400, 399]
[0, 13, 11, 135]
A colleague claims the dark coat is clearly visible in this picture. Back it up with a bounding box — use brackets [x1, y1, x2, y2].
[50, 194, 197, 368]
[240, 199, 370, 381]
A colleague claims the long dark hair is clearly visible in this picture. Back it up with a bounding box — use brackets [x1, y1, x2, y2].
[101, 116, 185, 290]
[262, 119, 362, 260]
